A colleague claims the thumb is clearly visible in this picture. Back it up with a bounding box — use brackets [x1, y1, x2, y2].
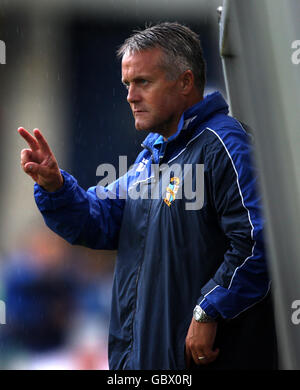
[24, 162, 50, 177]
[24, 162, 41, 175]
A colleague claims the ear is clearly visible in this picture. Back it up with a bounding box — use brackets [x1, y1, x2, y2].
[179, 70, 194, 95]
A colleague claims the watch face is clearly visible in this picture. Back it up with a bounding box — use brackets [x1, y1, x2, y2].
[193, 305, 216, 323]
[193, 305, 202, 321]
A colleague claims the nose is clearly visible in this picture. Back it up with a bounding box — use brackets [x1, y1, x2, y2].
[127, 84, 141, 104]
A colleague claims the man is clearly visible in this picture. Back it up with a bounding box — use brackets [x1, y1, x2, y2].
[19, 22, 277, 370]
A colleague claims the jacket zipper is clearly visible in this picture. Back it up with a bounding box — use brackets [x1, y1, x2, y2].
[124, 143, 155, 369]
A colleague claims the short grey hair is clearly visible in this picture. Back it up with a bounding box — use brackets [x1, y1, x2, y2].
[117, 22, 206, 95]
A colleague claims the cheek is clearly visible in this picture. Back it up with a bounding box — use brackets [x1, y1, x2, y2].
[157, 97, 178, 119]
[148, 91, 176, 114]
[144, 82, 180, 117]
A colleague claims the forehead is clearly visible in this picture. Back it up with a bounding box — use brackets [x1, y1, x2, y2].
[121, 47, 165, 80]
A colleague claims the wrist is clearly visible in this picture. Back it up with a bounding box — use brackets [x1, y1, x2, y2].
[193, 305, 217, 323]
[41, 173, 64, 192]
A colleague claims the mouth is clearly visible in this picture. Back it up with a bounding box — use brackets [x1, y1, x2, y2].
[133, 110, 147, 116]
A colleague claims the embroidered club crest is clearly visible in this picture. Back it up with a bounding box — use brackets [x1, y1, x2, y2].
[164, 177, 180, 207]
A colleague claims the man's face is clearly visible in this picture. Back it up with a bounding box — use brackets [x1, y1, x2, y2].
[121, 48, 185, 138]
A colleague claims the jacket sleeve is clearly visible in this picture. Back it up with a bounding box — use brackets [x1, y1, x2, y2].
[197, 126, 271, 319]
[34, 169, 125, 250]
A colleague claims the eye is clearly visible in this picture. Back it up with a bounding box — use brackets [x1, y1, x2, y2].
[138, 79, 148, 86]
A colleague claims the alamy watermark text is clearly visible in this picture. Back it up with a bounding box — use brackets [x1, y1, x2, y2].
[0, 40, 6, 64]
[96, 156, 204, 211]
[291, 40, 300, 65]
[0, 300, 6, 325]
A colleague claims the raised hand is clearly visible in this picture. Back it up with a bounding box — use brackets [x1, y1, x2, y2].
[18, 127, 64, 192]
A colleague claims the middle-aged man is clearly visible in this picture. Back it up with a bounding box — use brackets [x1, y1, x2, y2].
[19, 22, 278, 370]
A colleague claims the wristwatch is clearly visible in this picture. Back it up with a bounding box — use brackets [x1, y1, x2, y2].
[193, 305, 216, 323]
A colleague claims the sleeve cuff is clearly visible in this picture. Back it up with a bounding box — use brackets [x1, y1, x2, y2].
[197, 297, 220, 319]
[34, 169, 78, 211]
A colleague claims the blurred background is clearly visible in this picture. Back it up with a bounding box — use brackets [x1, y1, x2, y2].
[0, 0, 225, 369]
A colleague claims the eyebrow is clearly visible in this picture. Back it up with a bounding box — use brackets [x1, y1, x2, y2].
[122, 75, 151, 85]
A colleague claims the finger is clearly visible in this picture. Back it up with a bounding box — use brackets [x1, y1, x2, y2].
[18, 127, 39, 151]
[22, 162, 39, 182]
[33, 128, 52, 154]
[191, 346, 213, 365]
[24, 161, 51, 177]
[20, 148, 33, 165]
[20, 149, 34, 170]
[191, 348, 205, 366]
[198, 347, 220, 365]
[24, 162, 40, 175]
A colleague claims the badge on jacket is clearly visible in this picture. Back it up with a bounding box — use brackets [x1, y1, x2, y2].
[164, 177, 180, 207]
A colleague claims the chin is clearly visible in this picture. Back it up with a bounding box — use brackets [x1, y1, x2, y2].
[135, 121, 152, 132]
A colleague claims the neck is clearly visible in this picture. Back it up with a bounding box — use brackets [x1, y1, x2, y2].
[162, 93, 203, 140]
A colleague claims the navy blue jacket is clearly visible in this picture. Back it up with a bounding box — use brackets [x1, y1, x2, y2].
[34, 92, 272, 369]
